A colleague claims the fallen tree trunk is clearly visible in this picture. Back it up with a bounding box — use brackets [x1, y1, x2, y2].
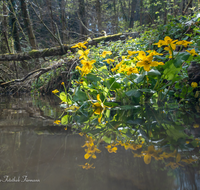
[0, 32, 139, 62]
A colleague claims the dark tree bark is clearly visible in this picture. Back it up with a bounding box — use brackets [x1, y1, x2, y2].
[96, 0, 102, 32]
[129, 0, 137, 28]
[78, 0, 87, 36]
[59, 0, 67, 43]
[113, 0, 119, 33]
[139, 0, 143, 26]
[20, 0, 37, 49]
[46, 0, 56, 44]
[119, 0, 128, 22]
[1, 0, 10, 54]
[9, 0, 21, 52]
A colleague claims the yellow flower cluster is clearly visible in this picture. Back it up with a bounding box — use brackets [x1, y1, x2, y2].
[82, 135, 101, 159]
[105, 144, 118, 153]
[72, 41, 96, 76]
[154, 36, 194, 58]
[120, 141, 143, 150]
[112, 50, 164, 73]
[79, 163, 95, 170]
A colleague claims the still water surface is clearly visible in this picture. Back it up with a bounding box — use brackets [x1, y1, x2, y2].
[0, 95, 199, 190]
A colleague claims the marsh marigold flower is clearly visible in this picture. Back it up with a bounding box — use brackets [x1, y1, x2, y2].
[79, 163, 95, 170]
[101, 51, 112, 58]
[136, 52, 164, 72]
[193, 124, 199, 128]
[123, 66, 139, 75]
[54, 120, 61, 124]
[186, 49, 198, 56]
[176, 40, 193, 47]
[76, 59, 96, 76]
[191, 82, 198, 88]
[104, 59, 115, 64]
[52, 89, 59, 94]
[105, 145, 118, 153]
[78, 49, 90, 60]
[154, 36, 178, 58]
[71, 41, 88, 49]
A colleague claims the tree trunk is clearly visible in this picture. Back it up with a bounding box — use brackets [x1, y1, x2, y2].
[1, 0, 9, 54]
[20, 0, 37, 49]
[78, 0, 87, 36]
[119, 0, 128, 22]
[163, 0, 168, 25]
[140, 0, 143, 26]
[0, 32, 139, 61]
[60, 0, 67, 43]
[129, 0, 137, 28]
[9, 0, 21, 52]
[113, 0, 119, 33]
[96, 0, 102, 32]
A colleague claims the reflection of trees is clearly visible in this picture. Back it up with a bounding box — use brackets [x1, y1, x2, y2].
[0, 96, 62, 128]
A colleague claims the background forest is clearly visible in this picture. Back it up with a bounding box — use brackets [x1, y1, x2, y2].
[0, 0, 199, 93]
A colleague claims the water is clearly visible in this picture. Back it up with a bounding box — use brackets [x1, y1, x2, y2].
[0, 95, 199, 190]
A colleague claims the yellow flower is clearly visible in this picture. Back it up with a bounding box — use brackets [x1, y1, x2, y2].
[163, 36, 178, 46]
[147, 50, 163, 56]
[166, 162, 183, 169]
[61, 82, 64, 85]
[111, 61, 124, 72]
[181, 157, 198, 164]
[127, 50, 139, 58]
[105, 145, 118, 153]
[186, 49, 198, 56]
[79, 163, 95, 170]
[154, 37, 177, 58]
[136, 52, 164, 72]
[193, 124, 199, 128]
[191, 82, 198, 88]
[123, 66, 139, 75]
[122, 142, 142, 150]
[104, 59, 115, 64]
[141, 145, 162, 164]
[92, 94, 109, 123]
[64, 127, 67, 130]
[71, 41, 88, 49]
[78, 49, 90, 60]
[101, 51, 112, 58]
[52, 89, 59, 94]
[153, 40, 166, 47]
[176, 40, 193, 47]
[54, 120, 61, 124]
[79, 132, 84, 136]
[76, 60, 96, 76]
[186, 141, 190, 144]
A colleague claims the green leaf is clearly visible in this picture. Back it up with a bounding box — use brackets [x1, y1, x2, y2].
[126, 89, 142, 98]
[106, 77, 121, 90]
[148, 69, 161, 76]
[61, 115, 69, 125]
[134, 72, 147, 83]
[102, 136, 111, 144]
[174, 52, 190, 68]
[86, 74, 101, 82]
[73, 88, 88, 101]
[163, 64, 181, 80]
[59, 92, 67, 102]
[104, 102, 119, 107]
[139, 89, 156, 93]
